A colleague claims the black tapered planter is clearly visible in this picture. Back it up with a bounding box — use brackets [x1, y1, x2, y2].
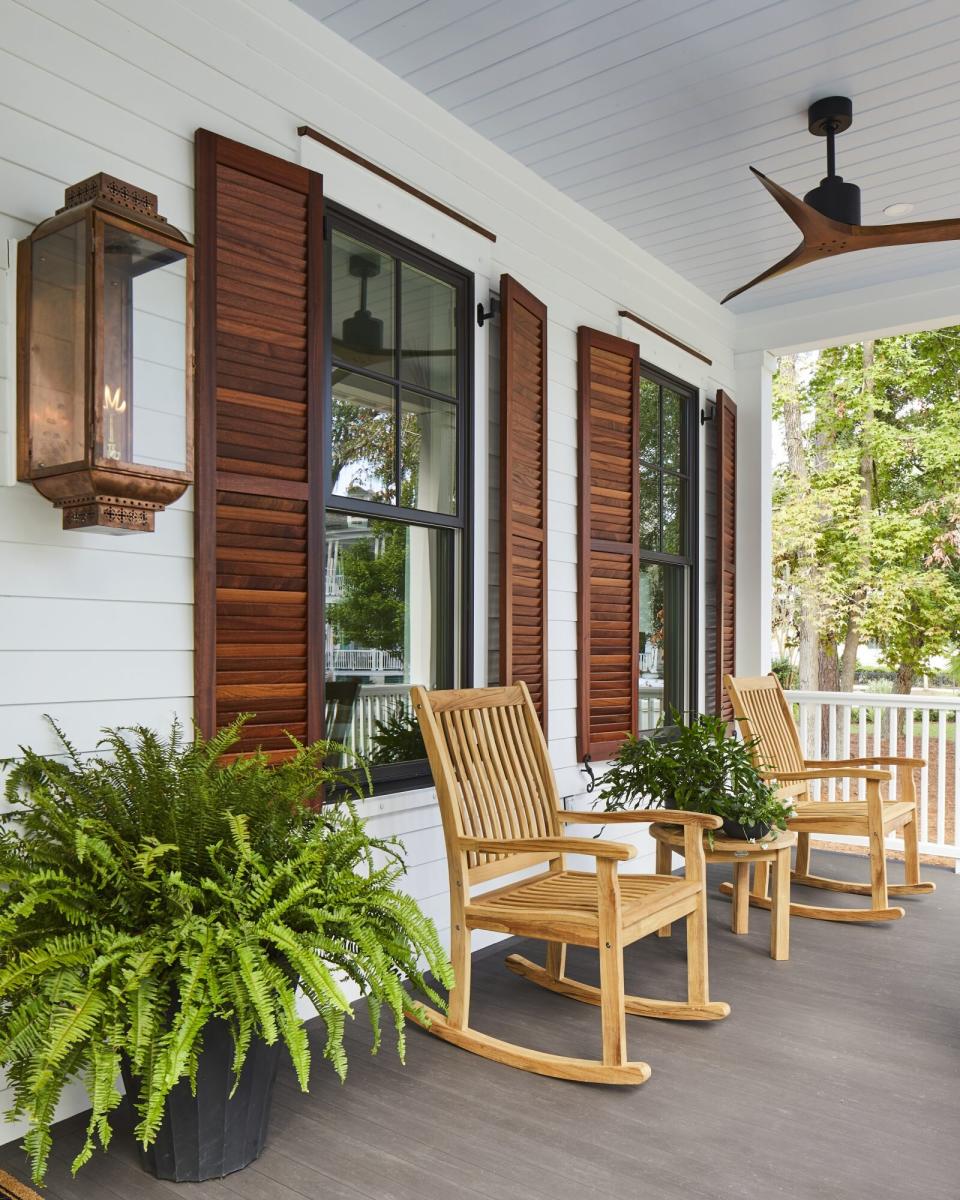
[121, 1018, 280, 1182]
[721, 818, 772, 841]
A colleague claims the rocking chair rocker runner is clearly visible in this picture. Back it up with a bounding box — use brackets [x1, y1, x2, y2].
[411, 683, 730, 1086]
[723, 674, 936, 923]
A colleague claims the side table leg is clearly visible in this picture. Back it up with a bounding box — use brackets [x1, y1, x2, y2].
[656, 839, 673, 937]
[752, 859, 770, 901]
[771, 847, 790, 961]
[731, 862, 749, 934]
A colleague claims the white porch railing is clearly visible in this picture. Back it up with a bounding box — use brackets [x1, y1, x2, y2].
[331, 648, 405, 674]
[785, 689, 960, 864]
[638, 686, 664, 731]
[327, 683, 411, 759]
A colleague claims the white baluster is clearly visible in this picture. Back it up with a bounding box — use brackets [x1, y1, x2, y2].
[920, 708, 930, 846]
[937, 708, 947, 849]
[841, 704, 852, 800]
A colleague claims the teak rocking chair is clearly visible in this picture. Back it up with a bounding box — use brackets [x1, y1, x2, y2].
[411, 683, 729, 1086]
[724, 674, 936, 923]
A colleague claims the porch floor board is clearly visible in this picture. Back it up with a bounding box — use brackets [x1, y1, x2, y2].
[2, 852, 957, 1200]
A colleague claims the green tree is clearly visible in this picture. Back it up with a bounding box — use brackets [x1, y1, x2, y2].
[772, 327, 960, 693]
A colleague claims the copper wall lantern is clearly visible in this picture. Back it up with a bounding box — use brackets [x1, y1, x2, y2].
[17, 173, 194, 532]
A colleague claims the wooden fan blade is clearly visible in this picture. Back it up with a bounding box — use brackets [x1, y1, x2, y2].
[720, 241, 816, 305]
[748, 167, 841, 239]
[722, 166, 960, 303]
[850, 216, 960, 249]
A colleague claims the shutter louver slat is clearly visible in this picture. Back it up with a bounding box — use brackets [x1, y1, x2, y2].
[577, 328, 640, 762]
[195, 131, 323, 760]
[716, 389, 737, 721]
[500, 275, 549, 734]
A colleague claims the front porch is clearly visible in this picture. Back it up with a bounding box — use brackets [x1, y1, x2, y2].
[4, 852, 955, 1200]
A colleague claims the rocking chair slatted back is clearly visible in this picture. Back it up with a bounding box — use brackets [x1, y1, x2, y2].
[412, 683, 562, 884]
[724, 674, 808, 799]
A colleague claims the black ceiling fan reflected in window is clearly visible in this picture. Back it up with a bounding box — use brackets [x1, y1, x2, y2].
[342, 252, 384, 353]
[722, 96, 960, 304]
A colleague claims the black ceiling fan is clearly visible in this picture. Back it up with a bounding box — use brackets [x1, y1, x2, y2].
[722, 96, 960, 304]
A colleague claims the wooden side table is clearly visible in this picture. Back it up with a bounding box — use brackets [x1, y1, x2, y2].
[650, 824, 797, 961]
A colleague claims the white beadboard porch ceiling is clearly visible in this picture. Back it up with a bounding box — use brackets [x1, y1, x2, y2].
[292, 0, 960, 314]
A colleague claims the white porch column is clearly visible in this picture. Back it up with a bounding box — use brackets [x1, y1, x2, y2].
[733, 350, 776, 676]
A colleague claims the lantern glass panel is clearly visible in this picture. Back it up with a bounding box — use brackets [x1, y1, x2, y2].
[98, 222, 188, 472]
[28, 222, 87, 470]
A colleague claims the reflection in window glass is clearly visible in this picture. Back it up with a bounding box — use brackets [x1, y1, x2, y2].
[400, 263, 456, 397]
[324, 512, 457, 767]
[330, 371, 395, 503]
[400, 391, 457, 515]
[662, 474, 682, 554]
[662, 388, 683, 470]
[638, 466, 659, 551]
[331, 231, 395, 375]
[638, 379, 659, 463]
[638, 562, 686, 731]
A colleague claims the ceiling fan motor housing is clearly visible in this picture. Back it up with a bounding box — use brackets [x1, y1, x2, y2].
[804, 175, 861, 225]
[804, 95, 861, 225]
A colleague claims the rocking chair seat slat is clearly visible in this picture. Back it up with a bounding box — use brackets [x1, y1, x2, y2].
[789, 799, 915, 831]
[466, 871, 701, 947]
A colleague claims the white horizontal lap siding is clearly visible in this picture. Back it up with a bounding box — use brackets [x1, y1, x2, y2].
[0, 0, 738, 1136]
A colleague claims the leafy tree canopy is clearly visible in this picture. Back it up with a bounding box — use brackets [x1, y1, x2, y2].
[773, 327, 960, 691]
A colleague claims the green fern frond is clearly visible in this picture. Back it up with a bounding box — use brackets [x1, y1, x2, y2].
[0, 716, 451, 1186]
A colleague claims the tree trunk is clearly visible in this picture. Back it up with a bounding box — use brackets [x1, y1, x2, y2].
[819, 635, 841, 746]
[894, 664, 915, 694]
[780, 354, 819, 692]
[819, 636, 840, 692]
[845, 341, 874, 690]
[840, 614, 860, 692]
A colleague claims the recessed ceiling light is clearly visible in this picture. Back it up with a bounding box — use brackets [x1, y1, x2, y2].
[883, 202, 915, 217]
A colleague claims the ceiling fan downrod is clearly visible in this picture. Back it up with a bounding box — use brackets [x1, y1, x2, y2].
[803, 95, 861, 225]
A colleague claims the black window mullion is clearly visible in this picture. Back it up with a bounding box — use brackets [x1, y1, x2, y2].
[329, 358, 462, 409]
[394, 256, 402, 505]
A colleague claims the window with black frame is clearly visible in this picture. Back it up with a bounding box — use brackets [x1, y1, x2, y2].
[324, 213, 470, 787]
[637, 369, 697, 732]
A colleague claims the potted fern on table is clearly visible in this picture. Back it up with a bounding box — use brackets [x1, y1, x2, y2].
[597, 708, 793, 840]
[0, 717, 452, 1187]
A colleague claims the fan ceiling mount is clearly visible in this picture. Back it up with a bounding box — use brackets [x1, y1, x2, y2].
[721, 95, 960, 304]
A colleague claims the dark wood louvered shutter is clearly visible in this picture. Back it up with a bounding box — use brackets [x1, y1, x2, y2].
[500, 275, 549, 734]
[703, 396, 721, 714]
[194, 130, 323, 758]
[576, 328, 640, 761]
[716, 389, 737, 719]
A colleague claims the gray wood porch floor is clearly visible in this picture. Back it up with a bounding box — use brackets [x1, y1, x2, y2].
[3, 852, 957, 1200]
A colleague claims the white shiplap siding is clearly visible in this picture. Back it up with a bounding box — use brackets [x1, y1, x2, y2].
[0, 0, 739, 1139]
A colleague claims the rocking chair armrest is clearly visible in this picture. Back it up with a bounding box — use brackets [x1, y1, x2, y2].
[804, 756, 926, 769]
[556, 810, 723, 831]
[760, 767, 892, 783]
[459, 836, 637, 862]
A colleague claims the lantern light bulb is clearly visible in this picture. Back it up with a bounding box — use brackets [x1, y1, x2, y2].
[104, 385, 126, 460]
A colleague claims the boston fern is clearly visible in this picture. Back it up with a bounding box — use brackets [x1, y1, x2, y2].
[0, 718, 453, 1185]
